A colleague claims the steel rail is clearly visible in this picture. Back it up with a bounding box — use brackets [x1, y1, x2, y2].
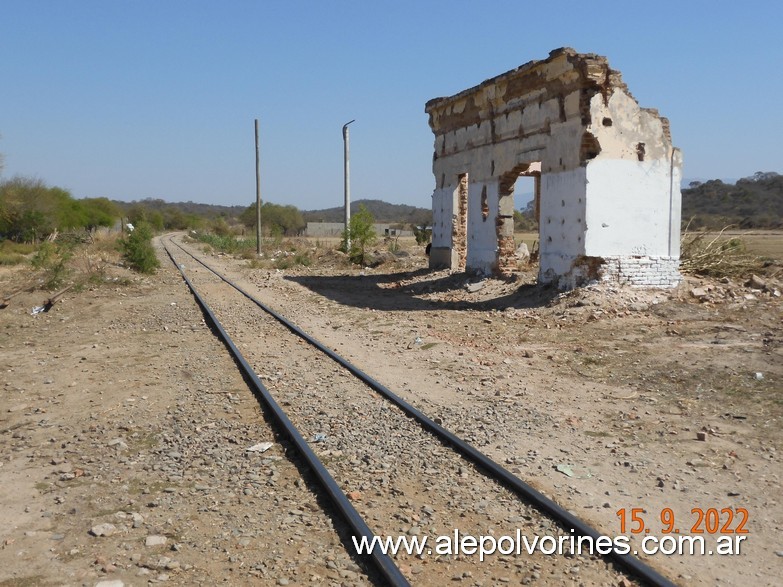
[168, 236, 678, 587]
[163, 241, 410, 587]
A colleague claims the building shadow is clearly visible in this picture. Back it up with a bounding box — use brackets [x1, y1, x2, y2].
[284, 268, 560, 312]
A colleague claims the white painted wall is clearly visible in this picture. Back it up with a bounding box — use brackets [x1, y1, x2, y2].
[429, 185, 456, 268]
[431, 186, 455, 250]
[669, 149, 683, 258]
[466, 181, 499, 273]
[584, 159, 676, 257]
[538, 168, 587, 280]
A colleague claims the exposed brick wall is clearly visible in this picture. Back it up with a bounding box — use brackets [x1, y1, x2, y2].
[496, 218, 516, 276]
[453, 174, 468, 271]
[599, 256, 681, 287]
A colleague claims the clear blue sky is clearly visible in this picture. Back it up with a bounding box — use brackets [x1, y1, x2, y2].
[1, 0, 780, 211]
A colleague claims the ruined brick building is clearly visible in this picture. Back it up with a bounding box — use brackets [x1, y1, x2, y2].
[426, 48, 682, 288]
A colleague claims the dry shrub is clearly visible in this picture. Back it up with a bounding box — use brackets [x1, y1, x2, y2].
[30, 242, 73, 290]
[76, 231, 122, 272]
[70, 248, 116, 285]
[12, 231, 131, 293]
[680, 225, 764, 278]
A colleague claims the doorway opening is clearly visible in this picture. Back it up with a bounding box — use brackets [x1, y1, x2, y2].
[497, 162, 540, 274]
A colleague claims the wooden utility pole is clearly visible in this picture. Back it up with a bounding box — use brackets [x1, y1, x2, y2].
[255, 119, 262, 255]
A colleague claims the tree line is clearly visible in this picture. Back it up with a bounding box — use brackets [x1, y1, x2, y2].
[0, 175, 310, 243]
[0, 177, 119, 242]
[10, 169, 776, 244]
[682, 172, 782, 229]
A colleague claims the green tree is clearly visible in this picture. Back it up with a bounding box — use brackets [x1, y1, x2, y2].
[183, 214, 205, 231]
[126, 203, 164, 231]
[52, 188, 88, 229]
[412, 223, 431, 245]
[238, 204, 256, 230]
[147, 210, 164, 231]
[513, 209, 538, 231]
[240, 202, 305, 236]
[126, 203, 149, 225]
[341, 204, 377, 265]
[0, 177, 85, 242]
[211, 217, 232, 236]
[164, 207, 189, 230]
[81, 197, 120, 230]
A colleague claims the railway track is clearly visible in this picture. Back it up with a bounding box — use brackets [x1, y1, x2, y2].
[162, 235, 677, 586]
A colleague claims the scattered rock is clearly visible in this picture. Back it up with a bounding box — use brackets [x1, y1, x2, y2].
[246, 441, 274, 453]
[90, 523, 117, 537]
[746, 274, 766, 290]
[107, 438, 128, 451]
[145, 535, 168, 547]
[516, 242, 530, 261]
[690, 287, 708, 300]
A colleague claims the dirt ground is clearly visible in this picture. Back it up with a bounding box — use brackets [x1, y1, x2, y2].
[1, 234, 781, 586]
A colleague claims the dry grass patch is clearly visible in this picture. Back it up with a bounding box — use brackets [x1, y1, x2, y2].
[680, 227, 765, 278]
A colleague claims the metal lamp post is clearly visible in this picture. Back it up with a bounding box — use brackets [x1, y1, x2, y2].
[342, 120, 355, 249]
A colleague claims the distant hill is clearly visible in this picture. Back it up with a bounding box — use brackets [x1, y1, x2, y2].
[106, 196, 432, 228]
[303, 199, 431, 226]
[681, 172, 783, 229]
[112, 198, 246, 219]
